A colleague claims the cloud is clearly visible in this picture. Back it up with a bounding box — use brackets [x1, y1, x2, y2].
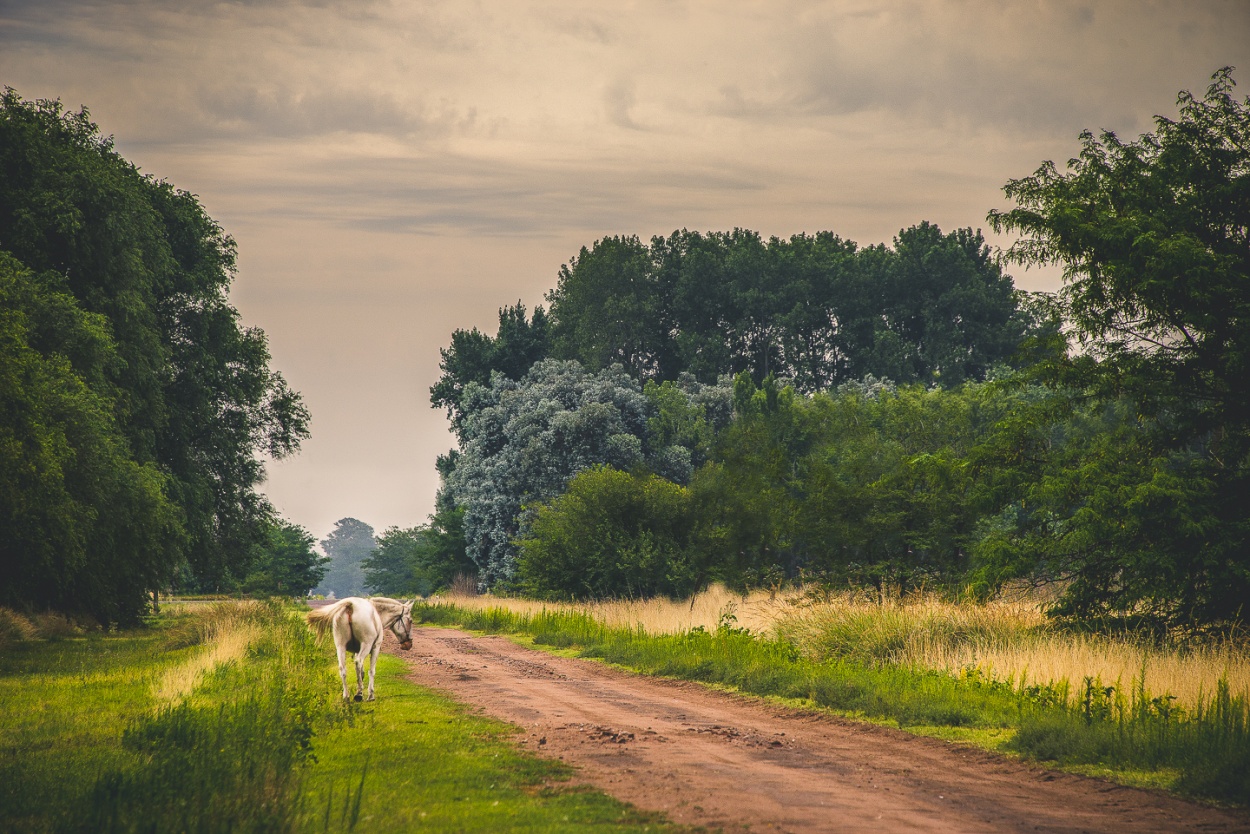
[604, 78, 640, 130]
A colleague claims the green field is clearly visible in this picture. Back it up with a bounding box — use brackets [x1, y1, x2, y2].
[0, 602, 674, 833]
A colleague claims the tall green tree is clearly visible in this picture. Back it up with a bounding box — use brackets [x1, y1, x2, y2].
[242, 519, 328, 597]
[0, 254, 179, 624]
[990, 67, 1250, 430]
[544, 225, 1034, 391]
[986, 67, 1250, 625]
[430, 302, 549, 437]
[0, 90, 310, 601]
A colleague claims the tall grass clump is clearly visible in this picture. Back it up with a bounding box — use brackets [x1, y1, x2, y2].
[0, 607, 37, 646]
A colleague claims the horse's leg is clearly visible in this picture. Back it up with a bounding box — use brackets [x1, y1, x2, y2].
[366, 642, 380, 701]
[353, 650, 366, 701]
[335, 639, 349, 700]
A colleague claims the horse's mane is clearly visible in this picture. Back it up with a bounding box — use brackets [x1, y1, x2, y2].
[369, 597, 406, 615]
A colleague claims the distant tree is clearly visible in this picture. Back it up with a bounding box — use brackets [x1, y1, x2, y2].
[361, 527, 419, 596]
[314, 518, 376, 598]
[363, 507, 474, 596]
[243, 520, 328, 596]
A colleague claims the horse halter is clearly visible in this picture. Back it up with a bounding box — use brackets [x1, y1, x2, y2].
[387, 610, 413, 650]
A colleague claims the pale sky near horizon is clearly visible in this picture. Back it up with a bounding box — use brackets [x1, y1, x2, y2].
[2, 1, 1248, 546]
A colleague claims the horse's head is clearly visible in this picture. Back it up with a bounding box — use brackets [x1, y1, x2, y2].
[392, 601, 414, 651]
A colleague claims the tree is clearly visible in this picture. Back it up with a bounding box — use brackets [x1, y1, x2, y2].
[314, 518, 376, 598]
[430, 302, 549, 437]
[363, 508, 474, 596]
[517, 466, 703, 599]
[543, 226, 1035, 391]
[443, 359, 731, 586]
[547, 236, 679, 380]
[242, 520, 328, 596]
[989, 67, 1250, 430]
[0, 90, 310, 598]
[0, 253, 179, 624]
[986, 67, 1250, 625]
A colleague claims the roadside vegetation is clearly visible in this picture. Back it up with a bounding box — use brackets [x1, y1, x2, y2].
[416, 589, 1250, 805]
[0, 602, 675, 833]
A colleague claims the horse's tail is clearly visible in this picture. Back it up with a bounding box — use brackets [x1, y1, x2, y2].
[306, 599, 351, 642]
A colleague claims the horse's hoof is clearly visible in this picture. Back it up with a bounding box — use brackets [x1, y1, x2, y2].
[366, 695, 375, 702]
[353, 693, 363, 702]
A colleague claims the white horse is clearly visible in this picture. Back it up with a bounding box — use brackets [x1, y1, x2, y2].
[306, 596, 413, 701]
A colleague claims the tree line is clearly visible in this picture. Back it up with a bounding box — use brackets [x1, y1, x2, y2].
[398, 69, 1249, 629]
[0, 91, 319, 623]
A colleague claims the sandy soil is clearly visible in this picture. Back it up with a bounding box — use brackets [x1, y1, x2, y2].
[394, 627, 1249, 833]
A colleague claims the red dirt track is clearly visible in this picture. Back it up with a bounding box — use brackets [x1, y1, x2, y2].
[395, 627, 1249, 833]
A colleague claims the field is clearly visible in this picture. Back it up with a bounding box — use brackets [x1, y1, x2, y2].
[0, 602, 674, 833]
[3, 590, 1247, 831]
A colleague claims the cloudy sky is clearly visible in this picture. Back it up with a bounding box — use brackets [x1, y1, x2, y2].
[3, 0, 1247, 543]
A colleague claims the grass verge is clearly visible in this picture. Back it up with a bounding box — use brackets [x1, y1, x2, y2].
[415, 600, 1250, 806]
[299, 653, 671, 832]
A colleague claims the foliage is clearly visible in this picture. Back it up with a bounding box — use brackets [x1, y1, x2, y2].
[430, 302, 550, 438]
[987, 67, 1250, 625]
[443, 359, 731, 586]
[242, 520, 329, 597]
[0, 254, 179, 625]
[315, 518, 376, 598]
[517, 466, 704, 600]
[0, 90, 309, 618]
[362, 507, 473, 596]
[546, 224, 1036, 389]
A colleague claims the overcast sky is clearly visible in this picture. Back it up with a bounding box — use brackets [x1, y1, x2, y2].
[3, 0, 1247, 544]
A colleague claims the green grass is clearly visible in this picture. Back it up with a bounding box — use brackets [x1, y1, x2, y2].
[0, 631, 179, 833]
[299, 653, 671, 833]
[0, 602, 678, 833]
[414, 601, 1250, 806]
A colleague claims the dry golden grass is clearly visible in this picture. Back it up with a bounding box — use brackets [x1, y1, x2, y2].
[153, 601, 266, 703]
[433, 584, 791, 635]
[433, 586, 1250, 710]
[775, 591, 1250, 710]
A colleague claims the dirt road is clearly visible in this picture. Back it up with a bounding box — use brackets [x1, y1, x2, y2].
[397, 627, 1249, 833]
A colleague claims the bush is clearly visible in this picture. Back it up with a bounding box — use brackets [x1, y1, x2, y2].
[517, 466, 703, 599]
[0, 608, 36, 646]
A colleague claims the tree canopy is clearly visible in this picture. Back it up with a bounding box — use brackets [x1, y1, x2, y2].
[426, 68, 1249, 627]
[984, 67, 1250, 624]
[0, 90, 309, 622]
